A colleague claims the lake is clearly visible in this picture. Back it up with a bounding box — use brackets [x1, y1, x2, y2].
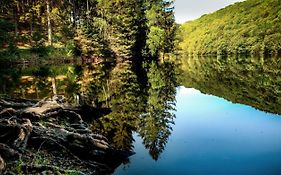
[0, 55, 281, 175]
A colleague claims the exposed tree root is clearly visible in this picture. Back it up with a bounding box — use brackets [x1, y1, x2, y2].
[0, 98, 131, 174]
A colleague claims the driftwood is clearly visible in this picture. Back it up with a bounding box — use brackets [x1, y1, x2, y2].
[0, 98, 131, 174]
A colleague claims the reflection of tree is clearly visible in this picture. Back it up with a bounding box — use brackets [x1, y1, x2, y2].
[0, 60, 180, 161]
[0, 66, 21, 96]
[61, 65, 81, 104]
[93, 62, 144, 151]
[63, 60, 178, 158]
[0, 66, 52, 99]
[75, 63, 112, 107]
[0, 65, 81, 100]
[138, 61, 177, 160]
[181, 55, 281, 114]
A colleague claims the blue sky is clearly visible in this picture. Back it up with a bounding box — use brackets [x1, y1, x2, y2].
[174, 0, 244, 24]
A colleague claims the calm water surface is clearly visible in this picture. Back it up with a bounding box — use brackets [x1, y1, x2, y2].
[0, 56, 280, 174]
[115, 87, 281, 175]
[114, 56, 281, 175]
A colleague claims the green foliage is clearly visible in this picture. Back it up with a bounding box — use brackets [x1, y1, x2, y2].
[15, 158, 24, 175]
[0, 0, 176, 63]
[0, 19, 14, 46]
[181, 55, 281, 114]
[138, 61, 177, 160]
[7, 41, 19, 56]
[147, 27, 165, 56]
[32, 152, 50, 165]
[30, 30, 49, 57]
[179, 0, 281, 56]
[74, 22, 112, 58]
[145, 0, 177, 59]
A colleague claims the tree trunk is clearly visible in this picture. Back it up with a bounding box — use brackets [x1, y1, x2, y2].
[71, 0, 76, 28]
[14, 8, 18, 37]
[51, 77, 57, 95]
[47, 0, 52, 46]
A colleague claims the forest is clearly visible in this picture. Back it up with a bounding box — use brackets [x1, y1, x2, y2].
[0, 1, 179, 173]
[0, 0, 176, 63]
[179, 0, 281, 56]
[1, 0, 281, 174]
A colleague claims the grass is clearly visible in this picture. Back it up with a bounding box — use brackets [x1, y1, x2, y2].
[0, 45, 78, 64]
[14, 158, 24, 175]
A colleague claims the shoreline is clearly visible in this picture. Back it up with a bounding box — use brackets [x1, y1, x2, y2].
[0, 97, 131, 174]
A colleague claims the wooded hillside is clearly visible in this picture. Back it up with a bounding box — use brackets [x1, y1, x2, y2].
[179, 0, 281, 56]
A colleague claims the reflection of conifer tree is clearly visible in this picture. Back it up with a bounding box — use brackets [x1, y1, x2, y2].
[27, 66, 53, 99]
[0, 66, 63, 99]
[0, 67, 21, 96]
[30, 65, 80, 101]
[94, 62, 144, 151]
[76, 63, 111, 107]
[63, 65, 81, 104]
[139, 61, 177, 160]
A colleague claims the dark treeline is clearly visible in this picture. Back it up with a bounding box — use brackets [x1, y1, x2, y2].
[0, 0, 177, 63]
[179, 0, 281, 56]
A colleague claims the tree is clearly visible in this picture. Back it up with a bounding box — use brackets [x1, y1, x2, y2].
[144, 0, 176, 60]
[179, 0, 281, 56]
[46, 0, 52, 45]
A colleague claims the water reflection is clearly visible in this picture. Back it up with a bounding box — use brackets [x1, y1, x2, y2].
[0, 60, 178, 163]
[93, 62, 144, 151]
[0, 65, 72, 99]
[92, 61, 178, 160]
[139, 62, 177, 160]
[75, 62, 112, 106]
[181, 55, 281, 114]
[1, 55, 281, 173]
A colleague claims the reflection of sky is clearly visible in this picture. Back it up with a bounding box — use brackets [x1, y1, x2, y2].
[115, 87, 281, 175]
